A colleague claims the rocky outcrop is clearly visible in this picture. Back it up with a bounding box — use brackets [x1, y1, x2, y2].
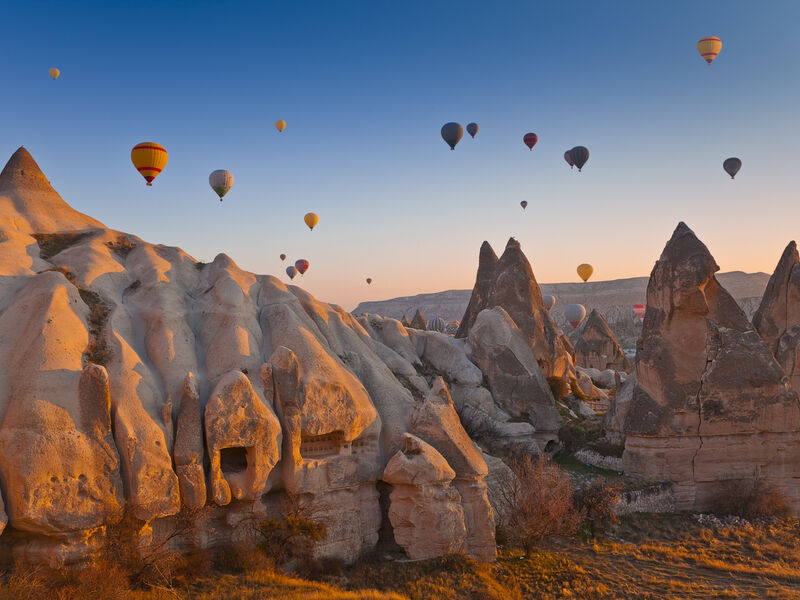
[400, 315, 410, 327]
[622, 223, 800, 512]
[457, 238, 575, 381]
[174, 374, 206, 509]
[574, 309, 631, 372]
[382, 434, 466, 560]
[603, 372, 635, 446]
[410, 309, 427, 330]
[753, 241, 800, 388]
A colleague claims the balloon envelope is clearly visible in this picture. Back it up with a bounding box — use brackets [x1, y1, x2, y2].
[523, 133, 538, 150]
[565, 304, 587, 328]
[428, 316, 446, 333]
[131, 142, 168, 186]
[633, 304, 646, 322]
[441, 122, 464, 150]
[209, 170, 234, 200]
[520, 200, 528, 209]
[286, 266, 297, 279]
[275, 120, 286, 132]
[280, 254, 287, 261]
[564, 150, 575, 168]
[542, 295, 556, 310]
[577, 263, 593, 282]
[304, 212, 319, 230]
[570, 146, 589, 171]
[697, 36, 722, 65]
[366, 278, 372, 285]
[295, 259, 309, 275]
[49, 68, 60, 80]
[466, 122, 479, 138]
[723, 157, 742, 179]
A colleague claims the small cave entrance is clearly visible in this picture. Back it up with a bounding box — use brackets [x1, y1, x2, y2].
[220, 447, 248, 475]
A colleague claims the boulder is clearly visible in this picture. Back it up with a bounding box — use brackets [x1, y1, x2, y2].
[574, 309, 631, 372]
[623, 223, 800, 512]
[382, 434, 466, 560]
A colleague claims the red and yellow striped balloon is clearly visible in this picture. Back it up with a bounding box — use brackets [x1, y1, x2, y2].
[697, 36, 722, 65]
[131, 142, 168, 186]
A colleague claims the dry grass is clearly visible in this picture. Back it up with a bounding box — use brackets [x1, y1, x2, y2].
[32, 231, 94, 260]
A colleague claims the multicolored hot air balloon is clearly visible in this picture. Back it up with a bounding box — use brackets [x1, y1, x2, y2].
[304, 212, 319, 230]
[723, 157, 742, 179]
[565, 304, 587, 328]
[577, 263, 593, 282]
[131, 142, 168, 186]
[366, 278, 372, 285]
[633, 304, 646, 322]
[467, 123, 479, 138]
[441, 122, 464, 150]
[564, 150, 575, 169]
[49, 68, 60, 80]
[286, 266, 297, 279]
[542, 295, 556, 310]
[523, 133, 538, 150]
[445, 320, 460, 335]
[295, 259, 309, 275]
[428, 316, 446, 333]
[520, 200, 528, 209]
[275, 120, 286, 132]
[209, 170, 234, 201]
[697, 36, 722, 65]
[280, 254, 287, 261]
[570, 146, 589, 171]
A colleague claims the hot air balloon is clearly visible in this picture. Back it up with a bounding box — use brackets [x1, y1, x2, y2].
[428, 316, 446, 333]
[366, 278, 372, 285]
[49, 68, 60, 80]
[542, 295, 556, 310]
[295, 259, 309, 275]
[697, 36, 722, 65]
[209, 170, 234, 201]
[131, 142, 168, 186]
[577, 263, 593, 282]
[565, 304, 586, 328]
[520, 200, 528, 209]
[445, 320, 460, 335]
[633, 304, 646, 322]
[564, 150, 575, 169]
[275, 120, 286, 132]
[286, 266, 297, 279]
[523, 133, 538, 150]
[723, 157, 742, 179]
[570, 146, 589, 171]
[304, 212, 319, 230]
[280, 254, 287, 261]
[441, 122, 464, 150]
[467, 123, 479, 138]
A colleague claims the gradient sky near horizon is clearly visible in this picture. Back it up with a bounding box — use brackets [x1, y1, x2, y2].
[2, 1, 799, 310]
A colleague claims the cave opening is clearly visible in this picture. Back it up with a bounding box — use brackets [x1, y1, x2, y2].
[220, 446, 248, 474]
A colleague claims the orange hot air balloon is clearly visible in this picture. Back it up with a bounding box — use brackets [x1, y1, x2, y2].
[295, 259, 309, 275]
[304, 212, 319, 230]
[633, 304, 646, 322]
[275, 120, 286, 132]
[697, 36, 722, 65]
[577, 263, 593, 282]
[131, 142, 168, 186]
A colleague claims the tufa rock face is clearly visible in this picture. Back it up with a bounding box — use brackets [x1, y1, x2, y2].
[623, 223, 800, 512]
[457, 238, 575, 380]
[574, 309, 631, 372]
[753, 241, 800, 388]
[409, 309, 427, 330]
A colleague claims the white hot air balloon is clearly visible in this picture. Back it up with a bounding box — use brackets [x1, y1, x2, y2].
[542, 295, 556, 310]
[209, 169, 234, 201]
[565, 303, 586, 328]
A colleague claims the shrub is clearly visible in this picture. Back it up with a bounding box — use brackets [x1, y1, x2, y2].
[708, 478, 791, 520]
[558, 419, 603, 454]
[495, 454, 581, 556]
[574, 478, 622, 537]
[547, 376, 569, 400]
[569, 377, 587, 401]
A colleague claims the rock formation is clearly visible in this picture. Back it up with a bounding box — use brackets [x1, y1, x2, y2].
[622, 223, 800, 512]
[753, 241, 800, 389]
[400, 315, 411, 327]
[410, 309, 427, 330]
[0, 148, 502, 566]
[456, 241, 498, 338]
[574, 309, 631, 372]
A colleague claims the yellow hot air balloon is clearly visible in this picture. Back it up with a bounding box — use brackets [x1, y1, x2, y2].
[304, 212, 319, 230]
[131, 142, 168, 186]
[697, 36, 722, 65]
[49, 68, 60, 80]
[275, 120, 286, 132]
[577, 263, 593, 282]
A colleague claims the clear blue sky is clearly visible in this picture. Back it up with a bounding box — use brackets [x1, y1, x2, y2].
[2, 1, 799, 309]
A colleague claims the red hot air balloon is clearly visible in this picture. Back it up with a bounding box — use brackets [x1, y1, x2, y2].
[280, 254, 287, 261]
[633, 304, 646, 322]
[366, 278, 372, 285]
[523, 133, 538, 150]
[295, 259, 309, 275]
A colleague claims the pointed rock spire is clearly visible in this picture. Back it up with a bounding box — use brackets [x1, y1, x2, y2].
[455, 241, 498, 338]
[410, 309, 427, 331]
